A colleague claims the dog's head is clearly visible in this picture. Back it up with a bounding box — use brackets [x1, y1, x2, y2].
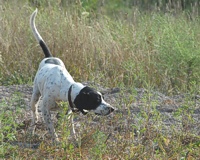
[74, 86, 114, 116]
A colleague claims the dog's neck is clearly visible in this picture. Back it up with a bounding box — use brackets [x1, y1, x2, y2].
[68, 84, 77, 112]
[69, 82, 85, 102]
[60, 82, 84, 102]
[68, 83, 89, 114]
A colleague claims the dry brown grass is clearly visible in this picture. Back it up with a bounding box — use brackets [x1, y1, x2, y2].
[1, 1, 199, 94]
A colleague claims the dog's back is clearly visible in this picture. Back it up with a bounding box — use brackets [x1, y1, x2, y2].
[38, 57, 65, 70]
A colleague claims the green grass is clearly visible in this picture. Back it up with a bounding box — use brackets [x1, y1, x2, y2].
[0, 0, 199, 159]
[1, 89, 199, 159]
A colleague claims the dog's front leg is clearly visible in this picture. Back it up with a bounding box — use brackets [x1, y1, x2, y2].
[71, 114, 77, 139]
[67, 110, 77, 140]
[29, 90, 40, 134]
[42, 97, 59, 143]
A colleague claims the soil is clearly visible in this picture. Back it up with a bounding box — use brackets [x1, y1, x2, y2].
[0, 83, 199, 149]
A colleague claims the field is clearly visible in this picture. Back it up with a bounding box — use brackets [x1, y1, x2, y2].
[0, 0, 200, 159]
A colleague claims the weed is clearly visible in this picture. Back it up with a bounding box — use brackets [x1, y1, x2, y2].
[0, 93, 24, 158]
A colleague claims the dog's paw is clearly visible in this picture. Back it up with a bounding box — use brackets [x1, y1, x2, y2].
[27, 124, 36, 135]
[52, 138, 60, 146]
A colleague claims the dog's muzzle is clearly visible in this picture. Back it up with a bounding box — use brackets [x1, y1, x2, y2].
[93, 100, 114, 116]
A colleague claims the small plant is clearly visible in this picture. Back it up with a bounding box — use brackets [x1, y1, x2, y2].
[56, 101, 71, 143]
[0, 93, 24, 158]
[89, 130, 108, 159]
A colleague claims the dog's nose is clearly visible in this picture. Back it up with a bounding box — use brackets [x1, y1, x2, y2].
[104, 104, 115, 115]
[109, 106, 114, 113]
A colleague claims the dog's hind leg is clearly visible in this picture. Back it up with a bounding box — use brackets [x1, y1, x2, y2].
[42, 96, 59, 143]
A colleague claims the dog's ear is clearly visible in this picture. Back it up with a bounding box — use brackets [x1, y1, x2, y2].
[87, 91, 101, 107]
[74, 87, 102, 111]
[73, 92, 88, 111]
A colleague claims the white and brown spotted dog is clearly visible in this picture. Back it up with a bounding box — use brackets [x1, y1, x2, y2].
[29, 9, 114, 143]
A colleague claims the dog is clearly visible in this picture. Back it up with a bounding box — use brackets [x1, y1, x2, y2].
[29, 9, 114, 143]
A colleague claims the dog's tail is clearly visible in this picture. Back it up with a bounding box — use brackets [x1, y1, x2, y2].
[30, 8, 52, 58]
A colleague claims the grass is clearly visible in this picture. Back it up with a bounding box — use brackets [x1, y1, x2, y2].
[0, 1, 199, 93]
[0, 0, 199, 159]
[1, 88, 199, 159]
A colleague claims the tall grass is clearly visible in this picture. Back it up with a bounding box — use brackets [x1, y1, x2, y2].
[0, 0, 199, 94]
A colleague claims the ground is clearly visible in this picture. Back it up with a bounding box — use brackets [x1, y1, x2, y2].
[0, 83, 199, 158]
